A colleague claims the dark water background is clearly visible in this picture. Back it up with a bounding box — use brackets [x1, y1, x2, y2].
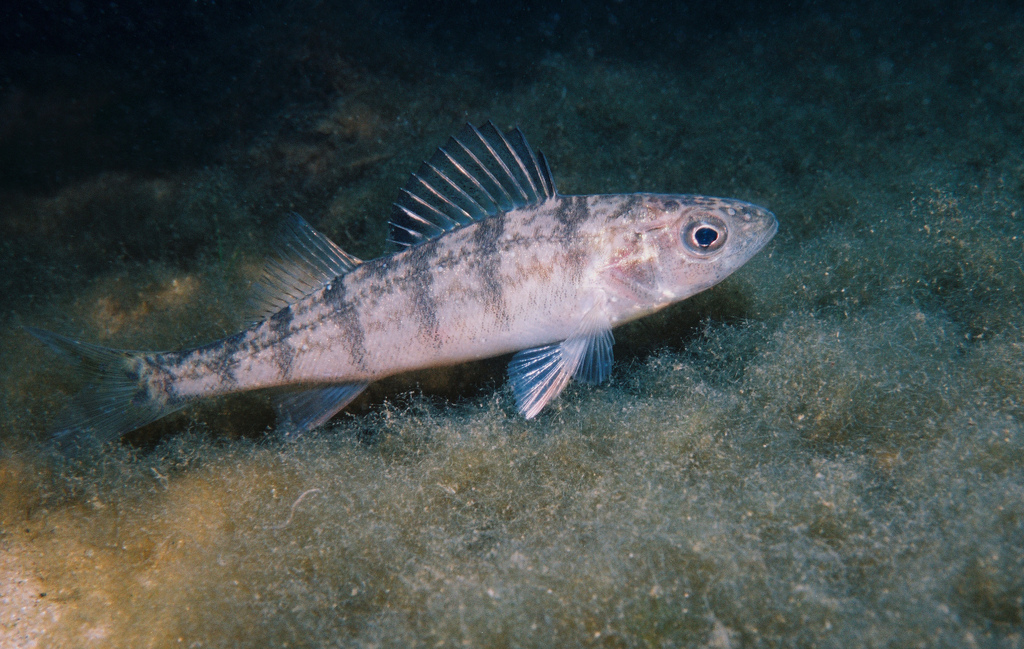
[1, 1, 1023, 647]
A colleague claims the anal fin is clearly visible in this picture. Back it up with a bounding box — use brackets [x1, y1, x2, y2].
[507, 302, 614, 419]
[273, 382, 369, 437]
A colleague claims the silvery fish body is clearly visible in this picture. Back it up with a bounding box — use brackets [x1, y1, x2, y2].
[29, 123, 777, 445]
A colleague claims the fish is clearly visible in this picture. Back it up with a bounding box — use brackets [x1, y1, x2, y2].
[28, 122, 777, 447]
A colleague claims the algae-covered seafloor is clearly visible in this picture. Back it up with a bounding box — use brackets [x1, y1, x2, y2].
[2, 1, 1023, 647]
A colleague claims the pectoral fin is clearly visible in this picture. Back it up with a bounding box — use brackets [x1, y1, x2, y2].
[273, 382, 369, 436]
[508, 304, 614, 419]
[573, 327, 614, 385]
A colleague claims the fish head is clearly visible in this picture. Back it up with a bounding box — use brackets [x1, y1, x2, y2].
[603, 194, 777, 321]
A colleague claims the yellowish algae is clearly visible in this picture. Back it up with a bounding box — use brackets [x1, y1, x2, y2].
[2, 4, 1024, 648]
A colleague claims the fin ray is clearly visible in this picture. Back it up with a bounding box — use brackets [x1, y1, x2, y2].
[438, 146, 501, 210]
[402, 187, 461, 229]
[469, 123, 530, 204]
[574, 327, 615, 385]
[423, 161, 488, 221]
[496, 127, 540, 203]
[508, 343, 576, 419]
[507, 301, 614, 418]
[536, 151, 557, 197]
[273, 382, 369, 436]
[449, 132, 515, 208]
[389, 122, 556, 249]
[412, 171, 476, 225]
[477, 122, 542, 204]
[509, 127, 552, 199]
[25, 327, 180, 452]
[250, 214, 362, 323]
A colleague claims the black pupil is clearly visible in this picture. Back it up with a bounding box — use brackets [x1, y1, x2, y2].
[694, 227, 718, 247]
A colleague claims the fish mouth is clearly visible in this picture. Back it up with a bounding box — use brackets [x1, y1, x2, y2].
[743, 206, 778, 253]
[729, 201, 778, 253]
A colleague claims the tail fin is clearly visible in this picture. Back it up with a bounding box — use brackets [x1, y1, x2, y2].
[25, 327, 180, 451]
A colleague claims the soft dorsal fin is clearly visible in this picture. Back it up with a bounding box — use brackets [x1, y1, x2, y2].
[250, 214, 362, 322]
[388, 122, 557, 249]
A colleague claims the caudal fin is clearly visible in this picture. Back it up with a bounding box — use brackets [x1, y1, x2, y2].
[25, 327, 180, 451]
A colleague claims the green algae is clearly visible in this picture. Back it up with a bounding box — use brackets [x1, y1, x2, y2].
[2, 4, 1024, 648]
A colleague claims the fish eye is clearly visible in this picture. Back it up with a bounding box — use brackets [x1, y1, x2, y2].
[694, 227, 718, 247]
[682, 218, 727, 255]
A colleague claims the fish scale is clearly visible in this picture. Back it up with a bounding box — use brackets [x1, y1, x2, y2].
[27, 122, 777, 448]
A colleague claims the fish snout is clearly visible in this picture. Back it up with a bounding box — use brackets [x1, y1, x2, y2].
[719, 200, 777, 252]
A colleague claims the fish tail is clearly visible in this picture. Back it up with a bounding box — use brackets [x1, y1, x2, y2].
[25, 327, 180, 451]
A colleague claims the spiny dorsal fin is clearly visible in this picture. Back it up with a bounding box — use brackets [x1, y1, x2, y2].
[250, 214, 362, 323]
[388, 122, 557, 249]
